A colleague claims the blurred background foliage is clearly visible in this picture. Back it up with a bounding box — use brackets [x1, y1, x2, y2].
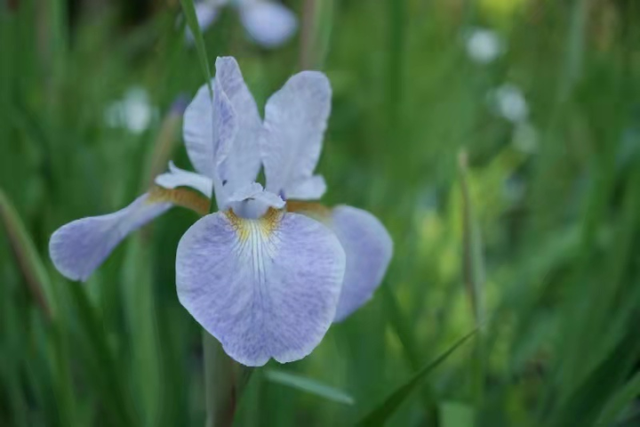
[2, 0, 640, 426]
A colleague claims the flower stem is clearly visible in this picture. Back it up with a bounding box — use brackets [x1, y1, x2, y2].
[202, 325, 253, 426]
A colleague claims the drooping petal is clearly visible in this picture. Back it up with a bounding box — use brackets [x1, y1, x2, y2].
[329, 206, 393, 322]
[176, 209, 345, 366]
[239, 1, 298, 48]
[155, 161, 214, 197]
[49, 194, 171, 281]
[214, 57, 262, 193]
[262, 71, 331, 199]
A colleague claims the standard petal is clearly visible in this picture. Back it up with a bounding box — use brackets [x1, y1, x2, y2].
[176, 210, 345, 366]
[239, 1, 298, 48]
[155, 161, 214, 196]
[49, 194, 171, 281]
[262, 71, 331, 198]
[330, 206, 393, 322]
[183, 83, 217, 177]
[183, 58, 261, 200]
[214, 57, 262, 193]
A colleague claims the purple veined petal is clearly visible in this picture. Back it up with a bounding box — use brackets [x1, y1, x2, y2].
[185, 2, 221, 44]
[214, 57, 262, 193]
[49, 194, 172, 282]
[183, 75, 237, 181]
[284, 175, 326, 200]
[183, 58, 261, 204]
[183, 69, 238, 207]
[239, 1, 298, 48]
[155, 161, 214, 197]
[330, 206, 393, 322]
[183, 83, 217, 178]
[261, 71, 331, 199]
[176, 209, 345, 366]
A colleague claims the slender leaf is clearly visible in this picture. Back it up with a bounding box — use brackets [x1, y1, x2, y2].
[356, 329, 477, 426]
[264, 369, 355, 406]
[596, 371, 640, 426]
[180, 0, 212, 95]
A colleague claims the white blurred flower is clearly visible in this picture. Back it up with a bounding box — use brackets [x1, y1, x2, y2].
[187, 0, 297, 49]
[105, 87, 158, 134]
[512, 121, 538, 153]
[465, 28, 503, 64]
[489, 83, 529, 123]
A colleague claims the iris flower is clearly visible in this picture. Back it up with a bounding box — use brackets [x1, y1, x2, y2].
[49, 57, 392, 366]
[188, 0, 297, 48]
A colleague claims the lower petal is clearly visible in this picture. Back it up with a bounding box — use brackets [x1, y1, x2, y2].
[49, 194, 171, 281]
[176, 209, 345, 366]
[330, 206, 393, 322]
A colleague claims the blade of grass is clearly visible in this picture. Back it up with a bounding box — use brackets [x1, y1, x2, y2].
[596, 371, 640, 426]
[356, 328, 477, 426]
[180, 0, 212, 95]
[0, 188, 55, 319]
[264, 369, 354, 406]
[459, 150, 486, 413]
[548, 318, 640, 427]
[0, 188, 76, 426]
[68, 282, 138, 427]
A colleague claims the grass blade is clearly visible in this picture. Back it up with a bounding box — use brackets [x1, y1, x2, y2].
[264, 369, 355, 406]
[0, 188, 55, 319]
[180, 0, 212, 95]
[596, 371, 640, 426]
[356, 329, 477, 426]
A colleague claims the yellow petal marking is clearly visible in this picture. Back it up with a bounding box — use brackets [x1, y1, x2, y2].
[147, 186, 210, 216]
[225, 208, 283, 242]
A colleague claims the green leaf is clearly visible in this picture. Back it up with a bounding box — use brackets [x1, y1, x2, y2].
[356, 329, 477, 426]
[0, 187, 55, 319]
[264, 369, 355, 405]
[440, 401, 475, 427]
[180, 0, 212, 96]
[68, 283, 138, 427]
[0, 188, 76, 426]
[596, 371, 640, 426]
[549, 323, 640, 427]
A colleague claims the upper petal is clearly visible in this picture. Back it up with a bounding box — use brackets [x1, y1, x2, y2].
[183, 58, 262, 203]
[239, 1, 298, 48]
[49, 194, 171, 281]
[214, 57, 263, 194]
[183, 83, 218, 178]
[261, 71, 331, 198]
[176, 209, 345, 366]
[330, 206, 393, 322]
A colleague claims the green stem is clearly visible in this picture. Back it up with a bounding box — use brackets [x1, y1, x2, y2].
[203, 332, 253, 427]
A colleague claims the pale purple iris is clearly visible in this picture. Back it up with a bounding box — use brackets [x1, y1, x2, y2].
[49, 57, 392, 366]
[187, 0, 297, 48]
